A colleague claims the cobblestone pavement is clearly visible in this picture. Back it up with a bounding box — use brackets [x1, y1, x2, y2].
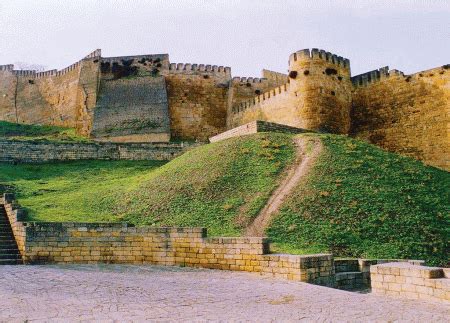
[0, 265, 448, 322]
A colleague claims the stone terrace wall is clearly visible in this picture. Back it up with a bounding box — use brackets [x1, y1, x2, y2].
[351, 66, 450, 170]
[209, 120, 311, 143]
[2, 194, 334, 286]
[371, 262, 449, 302]
[0, 140, 196, 163]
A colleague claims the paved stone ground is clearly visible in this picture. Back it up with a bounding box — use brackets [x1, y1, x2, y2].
[0, 265, 448, 322]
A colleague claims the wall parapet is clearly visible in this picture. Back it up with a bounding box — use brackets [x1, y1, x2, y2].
[0, 64, 14, 71]
[169, 63, 231, 75]
[351, 66, 408, 87]
[231, 82, 289, 114]
[289, 48, 350, 68]
[232, 77, 269, 84]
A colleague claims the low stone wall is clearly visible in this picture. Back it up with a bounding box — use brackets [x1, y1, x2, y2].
[332, 259, 427, 291]
[0, 139, 197, 163]
[371, 262, 449, 302]
[209, 120, 310, 143]
[2, 194, 334, 286]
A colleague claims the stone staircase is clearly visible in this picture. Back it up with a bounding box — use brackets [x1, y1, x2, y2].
[0, 204, 22, 265]
[334, 259, 367, 291]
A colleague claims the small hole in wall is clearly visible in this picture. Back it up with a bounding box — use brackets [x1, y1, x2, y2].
[289, 71, 298, 79]
[255, 90, 261, 95]
[28, 80, 34, 84]
[405, 76, 411, 82]
[93, 59, 99, 63]
[331, 91, 335, 96]
[337, 76, 342, 81]
[428, 74, 434, 77]
[246, 82, 252, 87]
[325, 68, 338, 75]
[419, 73, 423, 77]
[440, 71, 444, 74]
[203, 75, 209, 79]
[156, 63, 162, 68]
[303, 70, 310, 76]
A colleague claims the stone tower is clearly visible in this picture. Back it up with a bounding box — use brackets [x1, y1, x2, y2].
[288, 48, 352, 134]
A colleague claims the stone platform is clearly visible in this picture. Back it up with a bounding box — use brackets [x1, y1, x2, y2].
[1, 265, 448, 322]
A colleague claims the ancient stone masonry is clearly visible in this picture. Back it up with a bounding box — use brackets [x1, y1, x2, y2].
[350, 66, 449, 170]
[209, 120, 311, 143]
[0, 48, 448, 169]
[0, 139, 196, 163]
[166, 63, 231, 141]
[371, 262, 450, 302]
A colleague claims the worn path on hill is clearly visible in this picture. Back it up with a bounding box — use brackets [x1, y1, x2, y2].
[245, 136, 322, 237]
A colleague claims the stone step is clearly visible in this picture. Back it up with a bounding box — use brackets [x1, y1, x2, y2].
[0, 244, 19, 249]
[334, 259, 360, 273]
[0, 249, 20, 254]
[0, 239, 17, 244]
[335, 271, 364, 281]
[0, 237, 15, 241]
[0, 253, 21, 260]
[0, 259, 23, 265]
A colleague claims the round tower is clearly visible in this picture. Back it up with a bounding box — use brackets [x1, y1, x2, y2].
[288, 48, 352, 134]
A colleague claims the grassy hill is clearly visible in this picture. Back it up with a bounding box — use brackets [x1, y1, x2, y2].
[0, 132, 448, 265]
[267, 134, 449, 266]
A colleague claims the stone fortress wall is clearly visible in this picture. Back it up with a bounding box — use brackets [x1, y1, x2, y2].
[350, 65, 450, 170]
[0, 48, 448, 170]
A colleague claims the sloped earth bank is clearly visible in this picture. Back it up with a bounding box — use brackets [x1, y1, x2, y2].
[245, 136, 322, 236]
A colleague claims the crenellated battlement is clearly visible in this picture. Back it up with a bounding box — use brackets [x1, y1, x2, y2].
[169, 63, 231, 75]
[84, 49, 102, 59]
[351, 67, 407, 87]
[12, 70, 36, 76]
[232, 77, 269, 84]
[232, 82, 289, 114]
[0, 65, 14, 71]
[289, 48, 350, 68]
[35, 70, 58, 78]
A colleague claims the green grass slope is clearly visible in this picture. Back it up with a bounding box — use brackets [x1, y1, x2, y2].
[0, 120, 88, 142]
[268, 134, 449, 266]
[117, 133, 295, 235]
[0, 160, 165, 222]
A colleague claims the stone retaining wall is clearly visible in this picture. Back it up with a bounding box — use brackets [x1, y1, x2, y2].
[2, 194, 334, 286]
[209, 120, 310, 143]
[371, 262, 449, 302]
[0, 139, 196, 163]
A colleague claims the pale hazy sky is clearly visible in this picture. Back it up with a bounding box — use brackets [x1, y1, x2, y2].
[0, 0, 448, 76]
